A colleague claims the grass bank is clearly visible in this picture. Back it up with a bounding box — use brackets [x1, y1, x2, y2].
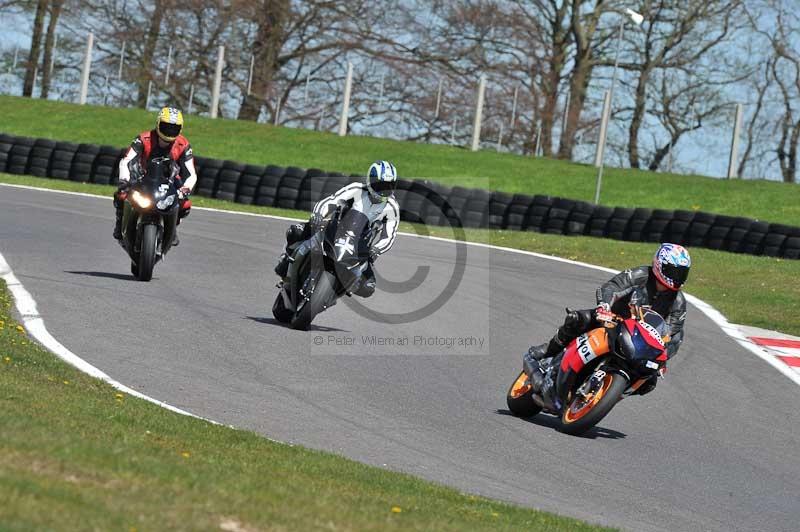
[2, 95, 799, 225]
[0, 281, 609, 531]
[3, 172, 798, 337]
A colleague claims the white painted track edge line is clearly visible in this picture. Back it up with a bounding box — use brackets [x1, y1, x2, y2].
[2, 181, 798, 389]
[0, 250, 220, 424]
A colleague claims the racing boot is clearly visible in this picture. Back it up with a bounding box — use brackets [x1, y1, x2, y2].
[172, 229, 180, 247]
[526, 336, 564, 361]
[527, 308, 591, 360]
[112, 205, 124, 240]
[525, 357, 559, 412]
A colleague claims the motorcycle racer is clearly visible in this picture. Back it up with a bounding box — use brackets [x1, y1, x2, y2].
[114, 107, 197, 245]
[525, 243, 691, 405]
[274, 161, 400, 298]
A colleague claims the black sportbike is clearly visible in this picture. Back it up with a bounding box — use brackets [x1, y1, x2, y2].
[119, 156, 182, 281]
[273, 205, 372, 330]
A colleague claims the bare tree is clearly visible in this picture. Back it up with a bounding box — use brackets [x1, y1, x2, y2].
[22, 0, 48, 96]
[236, 0, 290, 120]
[617, 0, 744, 169]
[737, 59, 773, 178]
[557, 0, 609, 159]
[39, 0, 62, 98]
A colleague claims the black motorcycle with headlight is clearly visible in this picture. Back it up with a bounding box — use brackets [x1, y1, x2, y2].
[119, 156, 180, 281]
[272, 205, 372, 330]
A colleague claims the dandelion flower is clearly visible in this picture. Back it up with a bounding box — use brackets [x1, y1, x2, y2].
[3, 356, 10, 363]
[63, 380, 69, 385]
[391, 506, 402, 513]
[181, 451, 191, 458]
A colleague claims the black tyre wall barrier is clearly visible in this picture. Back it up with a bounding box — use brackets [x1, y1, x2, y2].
[8, 136, 35, 175]
[48, 142, 78, 180]
[586, 205, 613, 237]
[27, 139, 56, 177]
[2, 131, 800, 259]
[0, 134, 15, 171]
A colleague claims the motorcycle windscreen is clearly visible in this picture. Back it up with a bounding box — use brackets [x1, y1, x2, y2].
[331, 209, 371, 265]
[143, 158, 178, 211]
[144, 157, 176, 183]
[625, 316, 668, 366]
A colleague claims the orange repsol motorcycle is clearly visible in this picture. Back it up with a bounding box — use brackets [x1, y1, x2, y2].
[506, 307, 668, 436]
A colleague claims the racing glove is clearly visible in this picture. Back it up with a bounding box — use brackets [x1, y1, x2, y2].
[114, 181, 130, 206]
[595, 302, 615, 324]
[178, 187, 191, 200]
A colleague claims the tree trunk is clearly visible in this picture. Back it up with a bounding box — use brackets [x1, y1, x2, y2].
[557, 57, 592, 160]
[784, 120, 800, 183]
[238, 0, 290, 121]
[538, 57, 563, 157]
[40, 0, 63, 99]
[23, 0, 48, 97]
[648, 139, 674, 172]
[628, 69, 650, 169]
[136, 0, 165, 108]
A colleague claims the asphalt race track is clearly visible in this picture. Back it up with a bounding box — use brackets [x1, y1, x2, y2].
[2, 185, 799, 532]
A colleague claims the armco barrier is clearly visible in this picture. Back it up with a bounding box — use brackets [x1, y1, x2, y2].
[2, 132, 799, 259]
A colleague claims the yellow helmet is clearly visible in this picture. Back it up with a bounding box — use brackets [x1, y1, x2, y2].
[156, 106, 184, 142]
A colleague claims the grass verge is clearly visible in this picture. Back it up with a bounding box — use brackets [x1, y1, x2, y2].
[0, 282, 609, 531]
[2, 95, 799, 225]
[3, 172, 798, 337]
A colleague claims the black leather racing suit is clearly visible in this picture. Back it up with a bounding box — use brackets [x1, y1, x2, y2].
[598, 266, 686, 357]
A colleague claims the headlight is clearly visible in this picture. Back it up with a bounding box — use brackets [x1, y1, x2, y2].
[156, 195, 175, 210]
[131, 190, 153, 209]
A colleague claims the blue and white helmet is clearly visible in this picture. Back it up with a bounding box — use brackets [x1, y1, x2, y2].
[653, 243, 691, 290]
[366, 160, 397, 203]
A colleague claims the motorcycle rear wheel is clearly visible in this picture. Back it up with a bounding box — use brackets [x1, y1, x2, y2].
[559, 371, 627, 436]
[137, 224, 157, 282]
[506, 370, 542, 418]
[290, 271, 336, 330]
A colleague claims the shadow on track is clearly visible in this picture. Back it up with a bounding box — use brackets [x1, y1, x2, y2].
[495, 409, 627, 440]
[245, 316, 350, 333]
[65, 270, 137, 281]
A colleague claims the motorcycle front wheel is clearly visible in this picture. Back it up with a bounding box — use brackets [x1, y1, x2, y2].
[506, 370, 542, 418]
[272, 290, 293, 323]
[290, 271, 336, 331]
[559, 371, 627, 436]
[137, 224, 158, 282]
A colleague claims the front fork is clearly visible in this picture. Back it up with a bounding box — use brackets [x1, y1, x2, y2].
[575, 367, 608, 399]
